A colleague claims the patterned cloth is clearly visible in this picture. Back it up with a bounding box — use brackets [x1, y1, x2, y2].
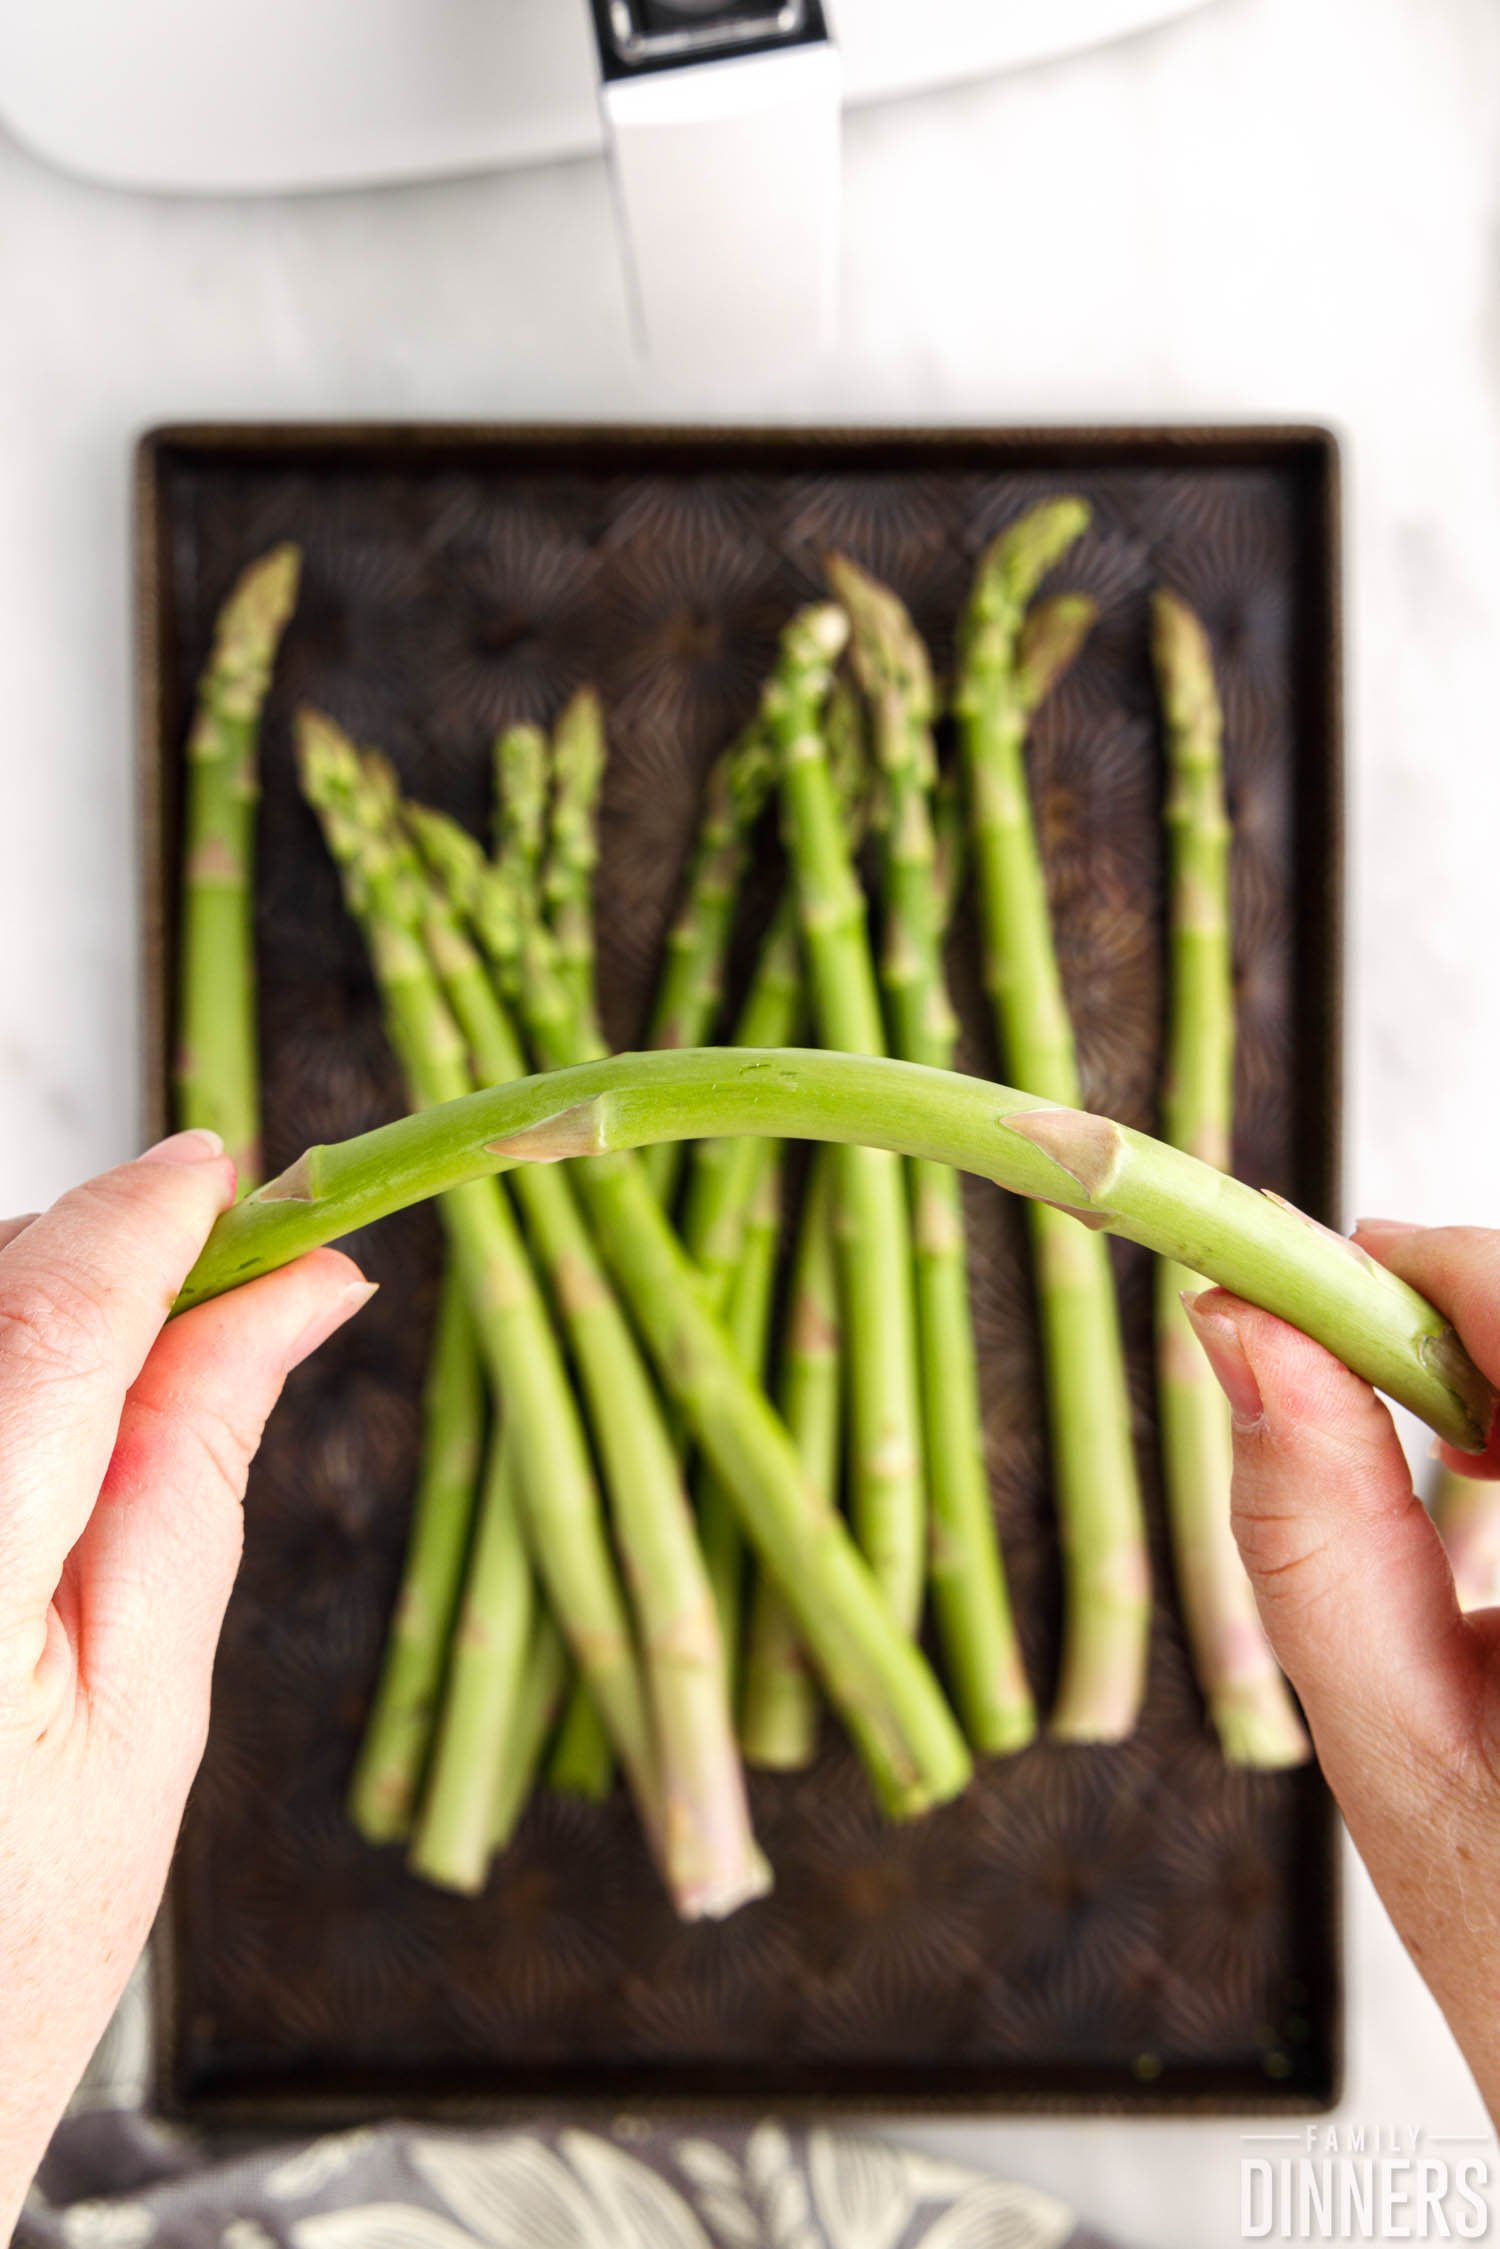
[17, 1965, 1125, 2249]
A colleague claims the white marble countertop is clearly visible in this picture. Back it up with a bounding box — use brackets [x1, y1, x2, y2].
[2, 0, 1498, 2238]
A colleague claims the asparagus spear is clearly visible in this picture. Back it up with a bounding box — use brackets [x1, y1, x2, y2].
[542, 687, 607, 1033]
[176, 1045, 1495, 1456]
[642, 719, 776, 1205]
[417, 854, 768, 1916]
[694, 1142, 784, 1688]
[546, 1679, 616, 1803]
[493, 1613, 572, 1846]
[830, 552, 1035, 1756]
[485, 887, 972, 1818]
[677, 688, 859, 1310]
[1152, 590, 1308, 1768]
[175, 542, 301, 1187]
[679, 897, 802, 1310]
[769, 604, 927, 1635]
[407, 1426, 533, 1889]
[296, 716, 663, 1866]
[956, 497, 1152, 1742]
[740, 1149, 838, 1769]
[420, 791, 796, 1691]
[347, 1263, 487, 1842]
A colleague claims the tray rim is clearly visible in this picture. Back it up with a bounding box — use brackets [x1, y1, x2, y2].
[135, 417, 1345, 2125]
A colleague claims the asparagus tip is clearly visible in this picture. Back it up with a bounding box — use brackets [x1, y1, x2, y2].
[1016, 593, 1097, 712]
[973, 496, 1092, 615]
[216, 541, 303, 672]
[1151, 590, 1222, 745]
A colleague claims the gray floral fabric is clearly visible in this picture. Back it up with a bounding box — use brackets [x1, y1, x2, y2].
[18, 1964, 1125, 2249]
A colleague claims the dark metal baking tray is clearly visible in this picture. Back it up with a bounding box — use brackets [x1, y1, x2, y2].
[137, 421, 1343, 2124]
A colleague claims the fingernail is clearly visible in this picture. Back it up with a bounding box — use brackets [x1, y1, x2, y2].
[283, 1279, 378, 1373]
[1350, 1217, 1416, 1243]
[141, 1128, 226, 1166]
[1182, 1292, 1265, 1430]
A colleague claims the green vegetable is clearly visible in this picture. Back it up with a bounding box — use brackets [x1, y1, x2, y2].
[956, 497, 1151, 1742]
[1152, 589, 1308, 1768]
[175, 542, 300, 1185]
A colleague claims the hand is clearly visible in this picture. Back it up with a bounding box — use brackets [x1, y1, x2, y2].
[0, 1131, 373, 2233]
[1187, 1223, 1500, 2118]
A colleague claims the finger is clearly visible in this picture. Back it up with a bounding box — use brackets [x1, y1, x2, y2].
[0, 1130, 235, 1627]
[1184, 1289, 1484, 1795]
[71, 1247, 374, 1761]
[0, 1215, 38, 1256]
[1353, 1220, 1500, 1477]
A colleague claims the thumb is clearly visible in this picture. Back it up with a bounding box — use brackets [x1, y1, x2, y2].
[72, 1247, 375, 1767]
[1183, 1289, 1483, 1801]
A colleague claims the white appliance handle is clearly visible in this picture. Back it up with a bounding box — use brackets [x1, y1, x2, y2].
[601, 36, 843, 368]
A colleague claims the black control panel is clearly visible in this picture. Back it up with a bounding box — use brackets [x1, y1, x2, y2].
[590, 0, 831, 80]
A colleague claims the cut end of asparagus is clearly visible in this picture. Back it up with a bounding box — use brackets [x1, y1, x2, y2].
[1152, 590, 1223, 747]
[1016, 594, 1098, 714]
[1420, 1327, 1497, 1454]
[1212, 1685, 1312, 1770]
[666, 1829, 775, 1922]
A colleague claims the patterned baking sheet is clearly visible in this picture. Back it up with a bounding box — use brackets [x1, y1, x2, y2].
[138, 424, 1342, 2120]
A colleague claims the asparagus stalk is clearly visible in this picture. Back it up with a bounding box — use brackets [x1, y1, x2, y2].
[642, 719, 776, 1205]
[831, 552, 1035, 1755]
[296, 716, 662, 1860]
[347, 1263, 487, 1842]
[175, 542, 301, 1187]
[407, 1427, 533, 1890]
[1152, 590, 1309, 1768]
[680, 896, 802, 1312]
[956, 497, 1152, 1742]
[694, 1142, 784, 1688]
[418, 861, 768, 1916]
[1431, 1465, 1500, 1614]
[740, 1150, 838, 1769]
[493, 1613, 571, 1846]
[546, 1679, 616, 1803]
[542, 687, 606, 1032]
[769, 605, 927, 1634]
[177, 1046, 1494, 1455]
[482, 892, 972, 1818]
[677, 710, 859, 1310]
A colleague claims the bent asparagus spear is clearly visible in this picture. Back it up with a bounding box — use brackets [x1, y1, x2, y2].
[176, 1047, 1493, 1455]
[1152, 590, 1308, 1768]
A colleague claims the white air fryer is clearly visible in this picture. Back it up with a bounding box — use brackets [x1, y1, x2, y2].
[0, 0, 1220, 359]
